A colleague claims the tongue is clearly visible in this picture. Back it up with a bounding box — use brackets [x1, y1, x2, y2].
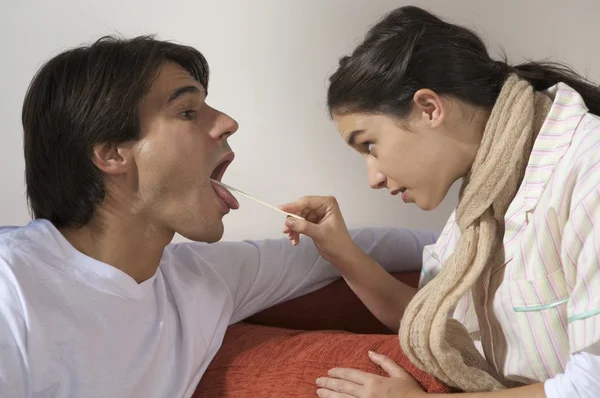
[211, 181, 240, 210]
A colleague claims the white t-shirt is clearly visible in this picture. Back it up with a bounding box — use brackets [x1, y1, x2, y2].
[0, 219, 437, 398]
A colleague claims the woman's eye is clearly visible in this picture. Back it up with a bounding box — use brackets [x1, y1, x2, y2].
[180, 110, 196, 120]
[364, 142, 373, 153]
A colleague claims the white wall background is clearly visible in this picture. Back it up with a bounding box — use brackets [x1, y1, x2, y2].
[1, 0, 599, 242]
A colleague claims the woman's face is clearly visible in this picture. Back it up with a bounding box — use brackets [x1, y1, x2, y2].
[333, 90, 487, 210]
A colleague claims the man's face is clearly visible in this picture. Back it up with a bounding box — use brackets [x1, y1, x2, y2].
[132, 62, 239, 242]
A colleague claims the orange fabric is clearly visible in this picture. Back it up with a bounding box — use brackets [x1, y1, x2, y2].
[246, 271, 421, 334]
[195, 323, 450, 397]
[195, 271, 447, 397]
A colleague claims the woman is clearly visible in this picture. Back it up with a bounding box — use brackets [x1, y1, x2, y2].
[280, 6, 600, 398]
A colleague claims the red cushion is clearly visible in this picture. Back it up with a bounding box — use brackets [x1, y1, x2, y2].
[246, 271, 421, 334]
[195, 323, 449, 397]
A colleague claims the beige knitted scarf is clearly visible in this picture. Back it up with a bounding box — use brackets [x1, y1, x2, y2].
[398, 75, 552, 392]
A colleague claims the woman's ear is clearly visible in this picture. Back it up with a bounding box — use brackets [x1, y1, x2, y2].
[412, 89, 445, 128]
[91, 142, 135, 175]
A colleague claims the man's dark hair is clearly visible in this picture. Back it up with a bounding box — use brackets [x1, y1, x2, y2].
[22, 35, 209, 228]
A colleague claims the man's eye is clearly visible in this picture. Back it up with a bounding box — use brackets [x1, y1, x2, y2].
[180, 110, 196, 120]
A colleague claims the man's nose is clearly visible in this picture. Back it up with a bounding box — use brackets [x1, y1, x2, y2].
[211, 109, 239, 141]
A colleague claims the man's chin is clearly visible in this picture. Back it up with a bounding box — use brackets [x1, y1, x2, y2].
[202, 233, 224, 244]
[178, 221, 225, 244]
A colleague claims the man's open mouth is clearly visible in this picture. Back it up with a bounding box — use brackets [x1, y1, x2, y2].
[210, 159, 232, 182]
[209, 156, 239, 210]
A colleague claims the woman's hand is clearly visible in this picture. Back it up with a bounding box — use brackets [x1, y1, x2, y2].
[280, 196, 359, 264]
[282, 195, 418, 332]
[315, 351, 425, 398]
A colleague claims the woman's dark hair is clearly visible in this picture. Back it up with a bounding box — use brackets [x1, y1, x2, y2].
[22, 35, 209, 228]
[328, 6, 600, 117]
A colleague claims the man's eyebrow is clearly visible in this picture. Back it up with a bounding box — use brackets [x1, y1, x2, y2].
[164, 85, 204, 107]
[347, 129, 366, 146]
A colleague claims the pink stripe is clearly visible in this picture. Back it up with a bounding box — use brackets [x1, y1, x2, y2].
[541, 213, 562, 280]
[576, 162, 600, 197]
[593, 190, 600, 264]
[498, 288, 528, 378]
[571, 220, 586, 247]
[530, 218, 557, 300]
[578, 193, 599, 307]
[504, 199, 524, 222]
[563, 249, 578, 276]
[506, 204, 525, 222]
[503, 221, 526, 250]
[538, 303, 568, 372]
[578, 117, 597, 132]
[568, 157, 600, 201]
[423, 253, 433, 266]
[526, 181, 547, 186]
[551, 101, 587, 110]
[548, 171, 555, 197]
[534, 134, 571, 144]
[543, 114, 582, 124]
[577, 123, 600, 144]
[524, 163, 555, 171]
[557, 162, 580, 214]
[530, 142, 572, 155]
[525, 311, 554, 379]
[554, 89, 579, 101]
[519, 233, 529, 280]
[575, 143, 600, 170]
[593, 216, 600, 347]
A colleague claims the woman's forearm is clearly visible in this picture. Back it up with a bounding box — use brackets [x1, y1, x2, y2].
[334, 245, 417, 331]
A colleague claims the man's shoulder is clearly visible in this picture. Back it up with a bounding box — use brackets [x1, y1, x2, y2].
[0, 221, 54, 262]
[0, 220, 60, 292]
[0, 225, 28, 246]
[0, 224, 36, 268]
[0, 225, 38, 320]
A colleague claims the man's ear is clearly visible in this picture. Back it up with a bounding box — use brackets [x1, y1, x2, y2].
[412, 89, 445, 128]
[91, 142, 134, 175]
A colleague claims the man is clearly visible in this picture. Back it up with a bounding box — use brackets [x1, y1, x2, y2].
[0, 35, 437, 397]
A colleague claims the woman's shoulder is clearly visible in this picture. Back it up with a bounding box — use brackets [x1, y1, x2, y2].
[570, 112, 600, 169]
[552, 110, 600, 212]
[543, 83, 600, 183]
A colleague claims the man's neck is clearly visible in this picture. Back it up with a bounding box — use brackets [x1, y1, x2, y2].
[59, 208, 174, 284]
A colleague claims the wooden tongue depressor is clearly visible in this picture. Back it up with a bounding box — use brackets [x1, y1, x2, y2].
[210, 179, 304, 220]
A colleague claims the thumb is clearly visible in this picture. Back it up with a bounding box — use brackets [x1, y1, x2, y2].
[368, 351, 406, 378]
[285, 217, 322, 240]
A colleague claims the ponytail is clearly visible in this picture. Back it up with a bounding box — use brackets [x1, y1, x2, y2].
[513, 61, 600, 114]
